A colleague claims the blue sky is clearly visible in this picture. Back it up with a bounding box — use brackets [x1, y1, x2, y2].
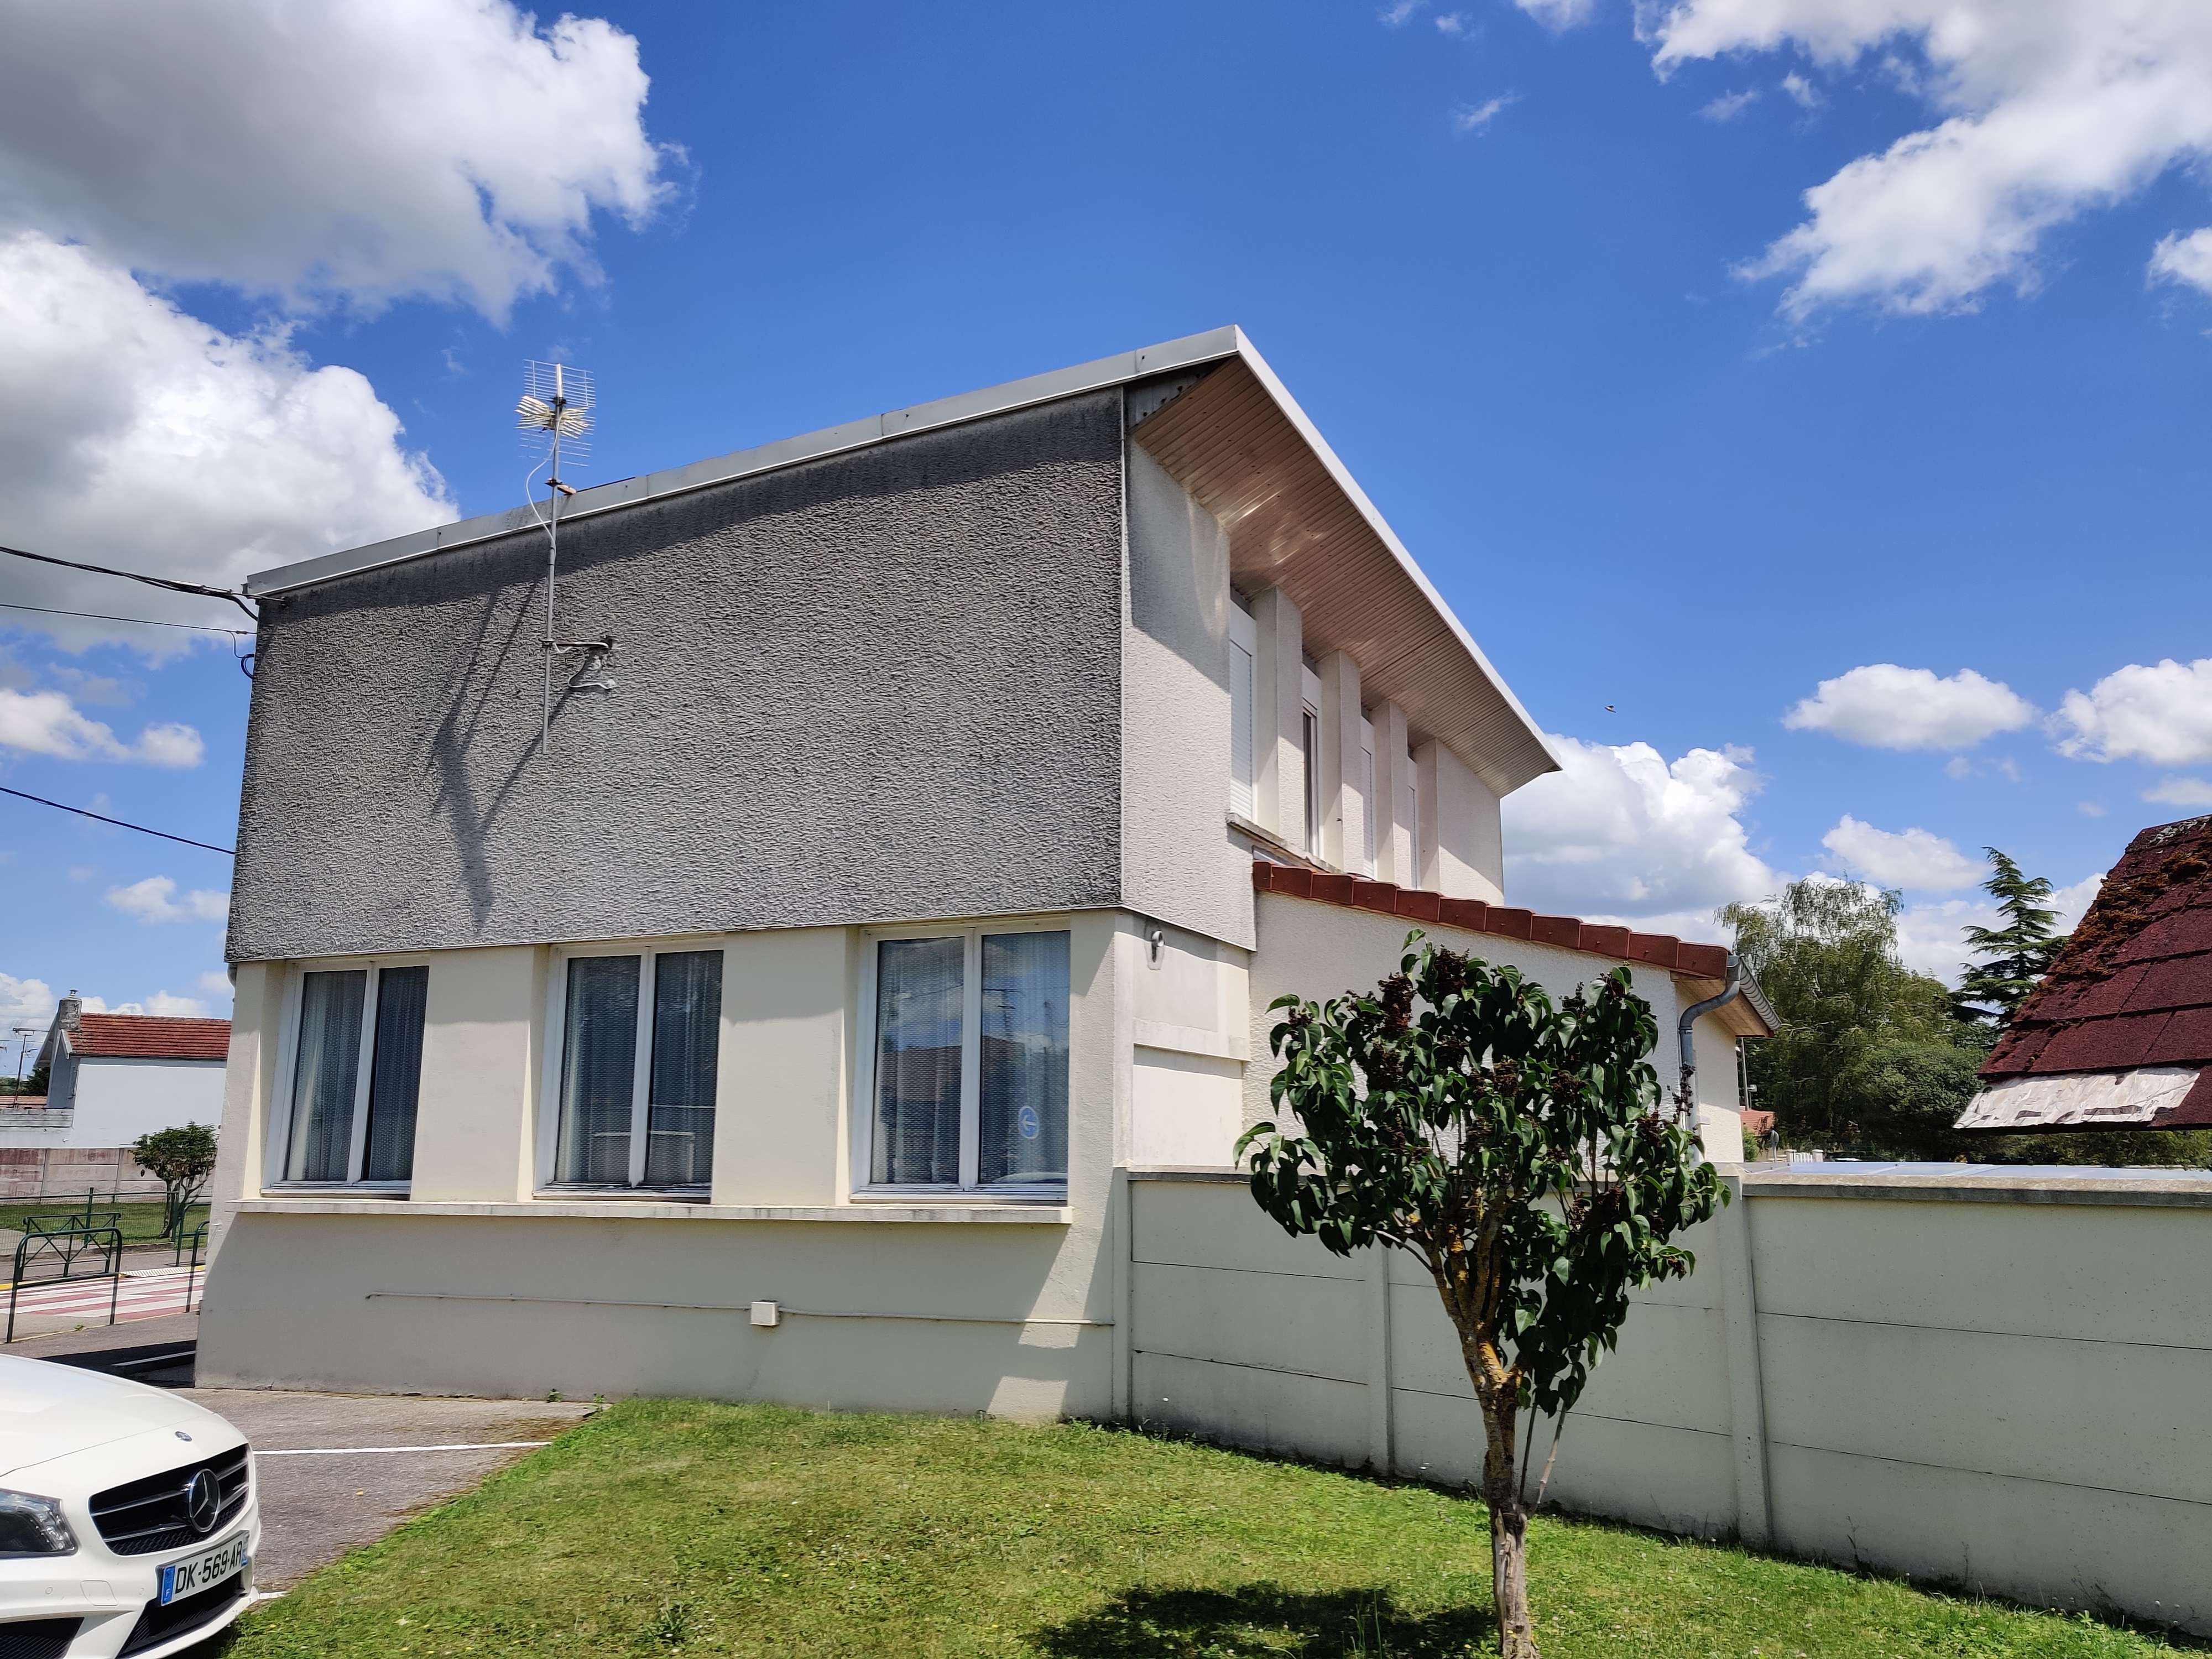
[4, 0, 2211, 1041]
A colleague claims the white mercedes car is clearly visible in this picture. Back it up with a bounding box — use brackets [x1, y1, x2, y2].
[0, 1354, 259, 1658]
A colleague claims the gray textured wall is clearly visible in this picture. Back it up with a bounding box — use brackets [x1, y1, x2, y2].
[229, 394, 1127, 960]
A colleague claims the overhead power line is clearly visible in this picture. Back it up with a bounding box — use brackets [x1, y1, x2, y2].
[0, 785, 235, 857]
[0, 600, 251, 637]
[0, 543, 257, 622]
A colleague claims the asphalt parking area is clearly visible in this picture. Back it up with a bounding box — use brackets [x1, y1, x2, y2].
[11, 1317, 596, 1617]
[175, 1387, 597, 1589]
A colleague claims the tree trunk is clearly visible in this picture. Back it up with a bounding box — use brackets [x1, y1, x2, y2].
[1479, 1395, 1540, 1658]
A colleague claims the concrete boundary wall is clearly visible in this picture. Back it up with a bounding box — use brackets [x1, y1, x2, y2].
[1123, 1167, 2212, 1636]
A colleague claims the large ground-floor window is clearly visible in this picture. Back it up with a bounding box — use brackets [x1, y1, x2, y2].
[547, 946, 723, 1192]
[863, 926, 1069, 1194]
[275, 962, 429, 1187]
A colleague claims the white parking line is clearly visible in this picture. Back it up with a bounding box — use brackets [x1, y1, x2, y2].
[255, 1442, 552, 1456]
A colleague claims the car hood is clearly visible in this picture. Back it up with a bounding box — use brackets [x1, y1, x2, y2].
[0, 1354, 226, 1479]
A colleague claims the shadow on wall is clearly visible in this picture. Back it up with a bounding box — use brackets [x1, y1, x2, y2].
[1029, 1584, 1493, 1658]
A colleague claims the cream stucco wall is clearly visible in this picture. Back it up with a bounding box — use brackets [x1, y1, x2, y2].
[203, 909, 1134, 1416]
[1123, 1167, 2212, 1636]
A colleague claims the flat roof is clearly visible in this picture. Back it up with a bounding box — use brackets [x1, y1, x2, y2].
[249, 327, 1558, 791]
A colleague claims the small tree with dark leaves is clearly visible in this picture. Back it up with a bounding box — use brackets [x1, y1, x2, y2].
[1237, 936, 1726, 1659]
[132, 1123, 218, 1241]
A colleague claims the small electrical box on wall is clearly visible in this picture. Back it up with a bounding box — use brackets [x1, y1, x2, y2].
[749, 1301, 780, 1328]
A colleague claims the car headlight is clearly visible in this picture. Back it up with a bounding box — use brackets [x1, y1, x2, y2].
[0, 1489, 77, 1556]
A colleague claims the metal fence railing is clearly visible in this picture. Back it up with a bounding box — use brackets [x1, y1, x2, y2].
[3, 1206, 213, 1344]
[7, 1220, 124, 1343]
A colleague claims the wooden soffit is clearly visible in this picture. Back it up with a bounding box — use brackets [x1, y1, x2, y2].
[1131, 357, 1558, 797]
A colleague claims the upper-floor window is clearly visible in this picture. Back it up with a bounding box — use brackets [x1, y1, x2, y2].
[545, 946, 723, 1192]
[1360, 716, 1378, 877]
[275, 963, 428, 1187]
[861, 925, 1069, 1195]
[1301, 706, 1321, 854]
[1228, 603, 1256, 820]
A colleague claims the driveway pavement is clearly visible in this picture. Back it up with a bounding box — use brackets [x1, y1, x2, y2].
[10, 1315, 597, 1621]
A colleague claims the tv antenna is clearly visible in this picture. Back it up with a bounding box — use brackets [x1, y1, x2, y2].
[518, 361, 614, 744]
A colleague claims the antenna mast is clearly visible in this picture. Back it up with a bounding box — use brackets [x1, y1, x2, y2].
[517, 361, 611, 744]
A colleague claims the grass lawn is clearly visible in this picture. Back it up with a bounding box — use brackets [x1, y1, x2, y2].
[222, 1401, 2194, 1659]
[0, 1198, 204, 1252]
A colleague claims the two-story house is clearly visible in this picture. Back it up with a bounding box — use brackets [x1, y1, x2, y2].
[202, 328, 1766, 1408]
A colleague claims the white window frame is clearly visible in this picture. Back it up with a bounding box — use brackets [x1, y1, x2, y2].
[1228, 603, 1257, 821]
[536, 936, 728, 1196]
[264, 956, 431, 1192]
[852, 916, 1071, 1202]
[1360, 715, 1378, 877]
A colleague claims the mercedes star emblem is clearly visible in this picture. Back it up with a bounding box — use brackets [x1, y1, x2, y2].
[184, 1468, 220, 1536]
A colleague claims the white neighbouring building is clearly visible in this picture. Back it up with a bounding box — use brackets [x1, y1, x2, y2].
[34, 999, 230, 1149]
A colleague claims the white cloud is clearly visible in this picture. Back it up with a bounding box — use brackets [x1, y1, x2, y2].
[0, 973, 54, 1026]
[0, 0, 670, 319]
[1821, 815, 1983, 890]
[0, 233, 456, 642]
[1515, 0, 1595, 28]
[0, 686, 203, 766]
[2055, 656, 2212, 766]
[2144, 775, 2212, 806]
[106, 875, 231, 926]
[1700, 89, 1761, 121]
[1784, 664, 2036, 751]
[1454, 95, 1516, 132]
[1780, 71, 1822, 109]
[0, 0, 670, 643]
[1380, 0, 1427, 24]
[1436, 13, 1474, 36]
[2079, 800, 2108, 816]
[1502, 734, 1777, 938]
[140, 990, 213, 1018]
[2152, 226, 2212, 294]
[199, 970, 235, 1002]
[1646, 0, 2212, 319]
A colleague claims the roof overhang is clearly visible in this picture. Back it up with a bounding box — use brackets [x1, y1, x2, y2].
[245, 327, 1556, 796]
[1130, 352, 1557, 797]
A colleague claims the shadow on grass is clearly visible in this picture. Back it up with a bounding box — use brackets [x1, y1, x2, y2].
[1030, 1584, 1493, 1657]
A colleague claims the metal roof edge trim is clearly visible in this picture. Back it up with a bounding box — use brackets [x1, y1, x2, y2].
[1214, 335, 1561, 789]
[248, 326, 1248, 597]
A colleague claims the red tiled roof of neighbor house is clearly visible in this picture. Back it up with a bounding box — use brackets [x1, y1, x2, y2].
[69, 1013, 231, 1062]
[1251, 859, 1734, 978]
[1977, 815, 2212, 1126]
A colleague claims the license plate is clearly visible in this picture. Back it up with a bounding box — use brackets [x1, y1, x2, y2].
[158, 1532, 249, 1605]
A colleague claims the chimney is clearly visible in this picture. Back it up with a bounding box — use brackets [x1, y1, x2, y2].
[56, 991, 81, 1034]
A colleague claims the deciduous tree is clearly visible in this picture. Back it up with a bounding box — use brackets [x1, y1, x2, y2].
[132, 1122, 218, 1240]
[1237, 936, 1724, 1659]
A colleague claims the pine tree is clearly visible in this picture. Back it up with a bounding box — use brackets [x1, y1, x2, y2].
[1952, 849, 2068, 1026]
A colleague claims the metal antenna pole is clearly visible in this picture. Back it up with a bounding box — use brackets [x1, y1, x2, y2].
[541, 366, 566, 748]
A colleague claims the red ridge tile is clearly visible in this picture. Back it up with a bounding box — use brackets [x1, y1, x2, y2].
[1394, 890, 1443, 922]
[1627, 933, 1682, 969]
[1484, 906, 1533, 940]
[1578, 925, 1631, 958]
[1439, 898, 1491, 931]
[1351, 880, 1400, 915]
[1677, 943, 1729, 978]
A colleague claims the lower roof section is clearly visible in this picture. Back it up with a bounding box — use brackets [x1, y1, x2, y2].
[1249, 858, 1773, 1039]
